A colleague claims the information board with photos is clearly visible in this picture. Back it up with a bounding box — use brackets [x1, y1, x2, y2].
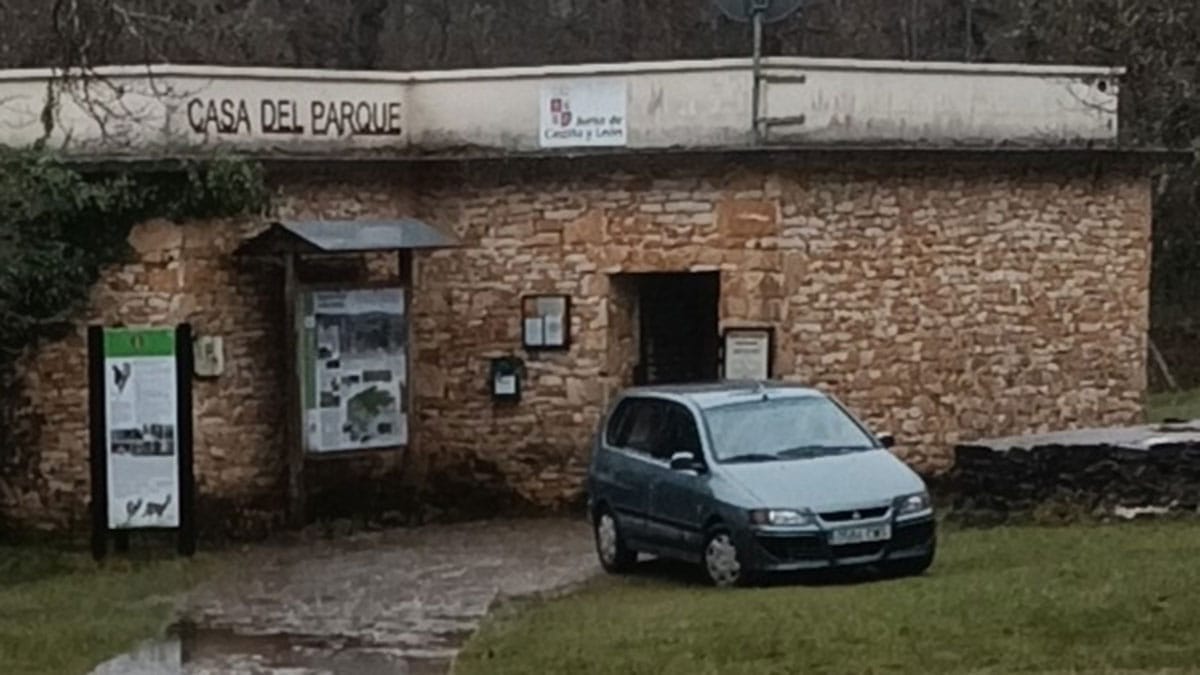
[300, 288, 409, 453]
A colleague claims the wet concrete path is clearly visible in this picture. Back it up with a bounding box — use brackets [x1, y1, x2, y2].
[92, 518, 597, 674]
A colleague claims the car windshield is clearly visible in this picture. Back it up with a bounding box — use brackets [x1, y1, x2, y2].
[704, 396, 878, 463]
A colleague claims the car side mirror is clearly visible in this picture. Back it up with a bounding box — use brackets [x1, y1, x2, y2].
[670, 452, 705, 473]
[878, 434, 896, 449]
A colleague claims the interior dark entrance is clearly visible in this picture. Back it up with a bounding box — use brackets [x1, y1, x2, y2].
[633, 272, 720, 386]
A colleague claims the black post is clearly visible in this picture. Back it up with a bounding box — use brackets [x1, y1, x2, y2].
[176, 323, 197, 557]
[283, 254, 306, 527]
[87, 326, 108, 561]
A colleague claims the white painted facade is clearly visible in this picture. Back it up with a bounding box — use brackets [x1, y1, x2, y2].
[0, 57, 1122, 156]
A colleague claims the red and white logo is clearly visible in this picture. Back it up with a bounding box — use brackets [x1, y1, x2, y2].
[549, 97, 572, 128]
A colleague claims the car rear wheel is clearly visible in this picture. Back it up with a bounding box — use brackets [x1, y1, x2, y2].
[703, 529, 749, 588]
[594, 508, 636, 574]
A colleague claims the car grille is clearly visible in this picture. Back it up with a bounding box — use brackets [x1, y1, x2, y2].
[756, 535, 825, 562]
[892, 520, 936, 549]
[820, 506, 890, 522]
[830, 542, 886, 559]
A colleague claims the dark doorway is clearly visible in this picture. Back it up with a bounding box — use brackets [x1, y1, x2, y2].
[633, 272, 720, 386]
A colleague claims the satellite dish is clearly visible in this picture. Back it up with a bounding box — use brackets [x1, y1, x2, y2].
[715, 0, 805, 24]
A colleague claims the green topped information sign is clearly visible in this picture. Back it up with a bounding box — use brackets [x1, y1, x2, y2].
[102, 327, 180, 529]
[89, 324, 195, 559]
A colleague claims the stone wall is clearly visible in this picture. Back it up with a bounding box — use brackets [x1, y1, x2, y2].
[0, 216, 288, 534]
[410, 161, 1151, 508]
[0, 158, 1153, 535]
[0, 171, 418, 534]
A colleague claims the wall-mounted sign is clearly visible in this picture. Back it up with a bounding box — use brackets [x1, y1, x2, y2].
[300, 288, 409, 453]
[88, 324, 195, 559]
[193, 335, 225, 378]
[490, 357, 524, 403]
[539, 79, 627, 148]
[523, 295, 571, 350]
[723, 327, 774, 381]
[6, 76, 411, 151]
[185, 97, 403, 139]
[102, 328, 181, 529]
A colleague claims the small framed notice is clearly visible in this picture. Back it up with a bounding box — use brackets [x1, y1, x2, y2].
[723, 327, 774, 381]
[522, 295, 571, 350]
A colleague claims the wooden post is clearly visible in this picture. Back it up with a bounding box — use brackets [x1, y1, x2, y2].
[283, 253, 306, 527]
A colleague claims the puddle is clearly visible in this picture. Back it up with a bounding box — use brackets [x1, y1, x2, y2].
[90, 623, 452, 675]
[88, 519, 597, 674]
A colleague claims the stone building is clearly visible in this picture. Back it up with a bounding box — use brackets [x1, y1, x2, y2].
[0, 58, 1178, 535]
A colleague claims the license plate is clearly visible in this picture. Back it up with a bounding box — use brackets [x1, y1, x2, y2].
[829, 524, 892, 546]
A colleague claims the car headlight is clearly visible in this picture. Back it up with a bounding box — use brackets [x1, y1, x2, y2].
[749, 509, 815, 526]
[895, 492, 932, 516]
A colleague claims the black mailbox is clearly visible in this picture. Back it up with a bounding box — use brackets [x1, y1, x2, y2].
[490, 357, 523, 403]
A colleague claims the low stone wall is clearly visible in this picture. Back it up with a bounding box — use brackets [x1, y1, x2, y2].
[949, 425, 1200, 521]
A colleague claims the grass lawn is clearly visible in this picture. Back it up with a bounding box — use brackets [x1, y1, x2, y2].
[1147, 388, 1200, 423]
[0, 543, 213, 675]
[459, 522, 1200, 675]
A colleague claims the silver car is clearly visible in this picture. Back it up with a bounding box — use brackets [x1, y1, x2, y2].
[586, 382, 936, 587]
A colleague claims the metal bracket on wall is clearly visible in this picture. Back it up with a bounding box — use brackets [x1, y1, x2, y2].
[755, 72, 808, 143]
[735, 0, 806, 143]
[761, 114, 807, 127]
[760, 74, 807, 85]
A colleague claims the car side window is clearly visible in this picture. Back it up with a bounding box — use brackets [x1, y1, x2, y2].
[658, 403, 702, 461]
[624, 400, 666, 456]
[605, 399, 637, 447]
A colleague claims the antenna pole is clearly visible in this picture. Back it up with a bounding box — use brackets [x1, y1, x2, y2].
[752, 8, 764, 144]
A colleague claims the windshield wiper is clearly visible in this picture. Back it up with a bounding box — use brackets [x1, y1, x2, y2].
[777, 445, 873, 458]
[722, 453, 780, 463]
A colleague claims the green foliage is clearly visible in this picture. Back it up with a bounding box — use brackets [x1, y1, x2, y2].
[0, 149, 267, 370]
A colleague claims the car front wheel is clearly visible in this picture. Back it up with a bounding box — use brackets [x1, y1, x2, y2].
[594, 508, 636, 574]
[703, 529, 750, 587]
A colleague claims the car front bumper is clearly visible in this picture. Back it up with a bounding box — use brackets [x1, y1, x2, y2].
[744, 516, 936, 573]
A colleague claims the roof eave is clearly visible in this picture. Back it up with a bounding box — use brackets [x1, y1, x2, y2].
[65, 143, 1192, 174]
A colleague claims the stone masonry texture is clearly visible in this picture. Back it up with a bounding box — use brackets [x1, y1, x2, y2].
[0, 157, 1153, 535]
